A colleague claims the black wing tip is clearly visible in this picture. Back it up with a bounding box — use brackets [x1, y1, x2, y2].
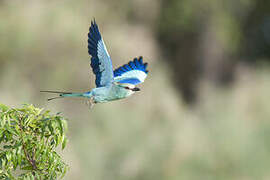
[91, 18, 96, 24]
[90, 18, 95, 25]
[90, 18, 98, 30]
[134, 56, 148, 66]
[113, 56, 149, 76]
[133, 56, 143, 61]
[88, 18, 101, 42]
[88, 18, 102, 57]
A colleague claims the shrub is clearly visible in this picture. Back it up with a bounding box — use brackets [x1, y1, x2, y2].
[0, 104, 68, 179]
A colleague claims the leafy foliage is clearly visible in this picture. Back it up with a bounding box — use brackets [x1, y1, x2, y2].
[0, 104, 68, 179]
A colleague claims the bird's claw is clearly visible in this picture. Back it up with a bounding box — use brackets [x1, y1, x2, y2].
[85, 97, 95, 109]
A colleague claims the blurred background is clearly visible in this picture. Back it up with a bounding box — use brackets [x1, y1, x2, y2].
[1, 0, 270, 179]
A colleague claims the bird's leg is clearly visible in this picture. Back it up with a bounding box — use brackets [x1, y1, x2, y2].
[89, 97, 95, 109]
[85, 97, 95, 109]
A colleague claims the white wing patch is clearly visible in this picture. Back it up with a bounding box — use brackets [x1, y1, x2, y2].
[114, 70, 147, 83]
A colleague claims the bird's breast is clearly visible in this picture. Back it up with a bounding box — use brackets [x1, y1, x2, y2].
[92, 86, 134, 103]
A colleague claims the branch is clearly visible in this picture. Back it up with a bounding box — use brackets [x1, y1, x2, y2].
[18, 115, 38, 171]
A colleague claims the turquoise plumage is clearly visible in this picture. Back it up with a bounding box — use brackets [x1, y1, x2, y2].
[41, 20, 149, 106]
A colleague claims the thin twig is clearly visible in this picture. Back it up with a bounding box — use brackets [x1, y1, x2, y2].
[18, 114, 38, 177]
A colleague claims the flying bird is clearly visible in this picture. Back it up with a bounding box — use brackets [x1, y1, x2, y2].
[41, 20, 148, 107]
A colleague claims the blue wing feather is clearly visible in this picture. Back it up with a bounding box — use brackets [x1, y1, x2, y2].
[113, 56, 148, 77]
[113, 56, 148, 85]
[118, 78, 142, 84]
[88, 20, 114, 87]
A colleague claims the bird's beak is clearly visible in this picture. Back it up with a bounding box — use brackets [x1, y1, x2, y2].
[132, 87, 140, 91]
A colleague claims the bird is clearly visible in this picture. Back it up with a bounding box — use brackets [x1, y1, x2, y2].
[41, 20, 149, 107]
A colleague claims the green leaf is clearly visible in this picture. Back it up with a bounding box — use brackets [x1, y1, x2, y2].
[12, 149, 18, 170]
[6, 152, 12, 163]
[48, 123, 54, 135]
[0, 104, 9, 112]
[3, 145, 13, 149]
[1, 115, 6, 127]
[56, 118, 63, 136]
[62, 137, 67, 150]
[17, 147, 22, 165]
[21, 166, 33, 170]
[1, 158, 6, 168]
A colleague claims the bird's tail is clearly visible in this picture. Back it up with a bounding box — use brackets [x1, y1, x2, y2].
[40, 90, 87, 101]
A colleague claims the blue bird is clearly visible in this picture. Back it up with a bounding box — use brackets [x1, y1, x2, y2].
[41, 20, 149, 106]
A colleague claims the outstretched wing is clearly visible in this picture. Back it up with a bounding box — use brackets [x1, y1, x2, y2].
[113, 56, 148, 85]
[88, 20, 114, 87]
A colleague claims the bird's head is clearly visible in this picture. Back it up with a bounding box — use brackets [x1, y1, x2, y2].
[116, 83, 140, 92]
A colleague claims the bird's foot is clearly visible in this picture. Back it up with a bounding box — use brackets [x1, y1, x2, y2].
[85, 97, 95, 109]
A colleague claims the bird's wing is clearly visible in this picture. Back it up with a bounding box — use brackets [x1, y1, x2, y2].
[113, 56, 148, 85]
[88, 20, 114, 87]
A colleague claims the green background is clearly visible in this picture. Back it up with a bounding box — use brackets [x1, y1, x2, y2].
[1, 0, 270, 179]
